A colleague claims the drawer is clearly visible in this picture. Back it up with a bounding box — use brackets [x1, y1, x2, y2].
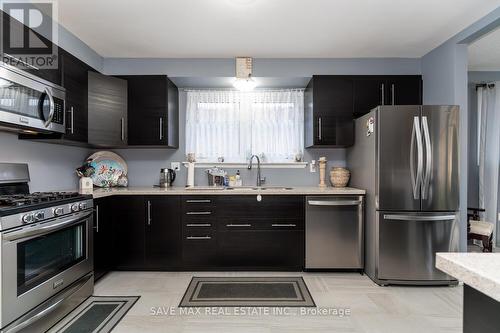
[218, 217, 303, 231]
[182, 196, 216, 212]
[182, 233, 217, 268]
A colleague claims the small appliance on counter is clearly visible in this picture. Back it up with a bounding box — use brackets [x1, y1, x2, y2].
[160, 168, 176, 187]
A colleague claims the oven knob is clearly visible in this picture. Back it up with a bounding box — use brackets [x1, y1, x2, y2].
[22, 214, 33, 224]
[53, 207, 64, 216]
[79, 202, 88, 210]
[71, 204, 79, 212]
[34, 211, 44, 221]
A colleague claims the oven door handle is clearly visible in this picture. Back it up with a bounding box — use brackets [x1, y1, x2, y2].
[3, 211, 92, 242]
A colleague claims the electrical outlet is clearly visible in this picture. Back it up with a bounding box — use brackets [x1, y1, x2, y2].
[171, 162, 180, 171]
[310, 160, 317, 173]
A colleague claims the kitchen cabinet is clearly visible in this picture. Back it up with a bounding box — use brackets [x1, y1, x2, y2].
[181, 196, 217, 269]
[93, 197, 114, 281]
[60, 50, 90, 143]
[353, 75, 422, 117]
[88, 71, 128, 147]
[112, 196, 182, 270]
[122, 75, 179, 148]
[305, 76, 354, 147]
[145, 196, 182, 269]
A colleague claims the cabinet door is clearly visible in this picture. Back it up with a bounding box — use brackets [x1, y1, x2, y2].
[353, 77, 386, 117]
[166, 78, 179, 148]
[145, 196, 182, 269]
[61, 51, 88, 143]
[314, 108, 354, 147]
[217, 231, 303, 270]
[88, 72, 128, 147]
[126, 75, 167, 146]
[94, 197, 114, 281]
[112, 196, 145, 269]
[387, 76, 422, 106]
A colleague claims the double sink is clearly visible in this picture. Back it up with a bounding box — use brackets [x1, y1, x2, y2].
[186, 186, 294, 191]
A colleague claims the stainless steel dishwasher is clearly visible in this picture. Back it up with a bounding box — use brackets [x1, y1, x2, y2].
[305, 196, 364, 269]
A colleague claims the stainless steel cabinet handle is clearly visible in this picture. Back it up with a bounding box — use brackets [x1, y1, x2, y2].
[421, 116, 432, 200]
[186, 223, 212, 227]
[186, 211, 211, 215]
[410, 116, 423, 200]
[381, 83, 385, 105]
[226, 224, 252, 227]
[391, 84, 395, 105]
[318, 117, 322, 141]
[308, 200, 362, 206]
[186, 199, 211, 203]
[271, 224, 297, 227]
[94, 205, 99, 233]
[147, 200, 152, 226]
[186, 236, 212, 240]
[159, 117, 163, 140]
[120, 117, 125, 142]
[384, 214, 456, 222]
[69, 107, 74, 134]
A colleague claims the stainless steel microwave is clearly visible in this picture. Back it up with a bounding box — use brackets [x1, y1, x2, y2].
[0, 62, 65, 134]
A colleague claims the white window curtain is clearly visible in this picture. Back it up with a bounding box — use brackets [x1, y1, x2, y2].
[477, 82, 500, 246]
[186, 89, 304, 162]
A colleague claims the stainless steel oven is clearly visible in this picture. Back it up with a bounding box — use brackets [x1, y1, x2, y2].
[0, 206, 93, 329]
[0, 62, 65, 134]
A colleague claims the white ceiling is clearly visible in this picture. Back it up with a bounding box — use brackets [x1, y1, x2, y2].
[56, 0, 500, 58]
[468, 26, 500, 71]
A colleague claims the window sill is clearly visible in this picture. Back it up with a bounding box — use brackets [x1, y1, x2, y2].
[182, 162, 308, 169]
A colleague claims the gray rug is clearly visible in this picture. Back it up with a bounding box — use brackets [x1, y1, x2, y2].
[179, 277, 315, 307]
[48, 296, 139, 333]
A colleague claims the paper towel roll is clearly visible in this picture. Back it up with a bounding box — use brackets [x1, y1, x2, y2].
[186, 162, 195, 187]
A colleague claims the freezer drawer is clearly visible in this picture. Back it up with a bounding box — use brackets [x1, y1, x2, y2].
[305, 196, 364, 269]
[377, 211, 459, 282]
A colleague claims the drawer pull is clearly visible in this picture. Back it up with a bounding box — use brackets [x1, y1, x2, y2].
[226, 224, 252, 227]
[271, 224, 297, 227]
[186, 236, 212, 240]
[186, 223, 212, 227]
[186, 211, 212, 215]
[186, 199, 211, 203]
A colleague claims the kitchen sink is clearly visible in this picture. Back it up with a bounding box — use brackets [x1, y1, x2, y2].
[185, 186, 294, 191]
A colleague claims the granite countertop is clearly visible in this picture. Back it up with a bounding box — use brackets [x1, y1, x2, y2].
[436, 252, 500, 302]
[88, 186, 366, 199]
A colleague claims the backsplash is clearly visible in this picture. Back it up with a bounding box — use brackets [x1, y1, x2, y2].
[111, 91, 347, 187]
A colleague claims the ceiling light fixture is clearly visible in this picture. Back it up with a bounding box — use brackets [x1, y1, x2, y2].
[233, 57, 258, 91]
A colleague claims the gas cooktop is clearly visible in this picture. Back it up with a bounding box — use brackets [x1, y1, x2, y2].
[0, 192, 92, 216]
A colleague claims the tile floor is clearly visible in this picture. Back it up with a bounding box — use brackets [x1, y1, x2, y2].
[94, 271, 462, 333]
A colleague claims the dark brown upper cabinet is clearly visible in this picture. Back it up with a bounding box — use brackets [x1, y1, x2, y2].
[60, 50, 91, 143]
[120, 75, 179, 148]
[353, 75, 422, 117]
[305, 75, 355, 148]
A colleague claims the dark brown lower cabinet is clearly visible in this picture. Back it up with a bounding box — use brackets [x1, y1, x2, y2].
[111, 196, 182, 271]
[93, 197, 114, 281]
[217, 231, 304, 270]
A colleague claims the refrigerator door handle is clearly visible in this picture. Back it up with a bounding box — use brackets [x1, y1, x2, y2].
[410, 116, 423, 199]
[383, 214, 456, 221]
[421, 116, 432, 200]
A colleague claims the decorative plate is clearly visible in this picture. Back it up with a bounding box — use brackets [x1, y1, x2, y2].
[87, 151, 128, 187]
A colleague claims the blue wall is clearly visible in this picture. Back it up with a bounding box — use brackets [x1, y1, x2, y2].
[422, 7, 500, 251]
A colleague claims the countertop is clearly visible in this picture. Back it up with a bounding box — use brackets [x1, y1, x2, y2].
[88, 186, 366, 199]
[436, 252, 500, 302]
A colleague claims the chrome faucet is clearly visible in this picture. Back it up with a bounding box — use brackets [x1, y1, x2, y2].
[248, 155, 265, 187]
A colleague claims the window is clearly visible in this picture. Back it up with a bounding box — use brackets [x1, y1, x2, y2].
[186, 89, 304, 163]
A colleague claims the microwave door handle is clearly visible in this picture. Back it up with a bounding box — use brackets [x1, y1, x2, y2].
[3, 212, 92, 241]
[42, 87, 55, 127]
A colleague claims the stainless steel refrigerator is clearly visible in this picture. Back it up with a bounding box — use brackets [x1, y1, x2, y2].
[347, 105, 459, 286]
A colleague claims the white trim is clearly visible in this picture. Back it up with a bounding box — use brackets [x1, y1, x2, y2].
[182, 162, 308, 169]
